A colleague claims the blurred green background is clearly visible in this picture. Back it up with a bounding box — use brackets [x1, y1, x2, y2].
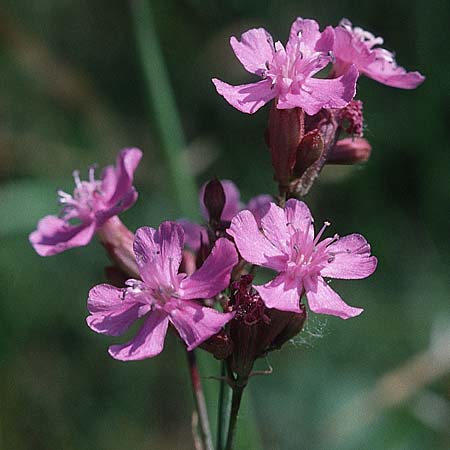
[1, 1, 449, 449]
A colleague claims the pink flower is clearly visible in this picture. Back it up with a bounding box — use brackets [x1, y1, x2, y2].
[180, 179, 272, 251]
[212, 18, 358, 115]
[29, 148, 142, 256]
[228, 199, 377, 319]
[332, 19, 425, 89]
[87, 222, 237, 360]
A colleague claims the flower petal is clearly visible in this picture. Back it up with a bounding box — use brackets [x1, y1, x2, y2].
[212, 78, 276, 114]
[321, 234, 377, 279]
[333, 26, 374, 72]
[87, 284, 149, 336]
[230, 28, 275, 76]
[284, 199, 314, 239]
[108, 311, 169, 361]
[279, 64, 358, 115]
[178, 219, 208, 251]
[260, 202, 290, 253]
[228, 210, 288, 270]
[255, 273, 302, 313]
[29, 215, 96, 256]
[288, 18, 322, 50]
[246, 194, 272, 226]
[133, 223, 184, 288]
[95, 189, 138, 226]
[179, 238, 238, 300]
[305, 276, 363, 319]
[106, 148, 142, 206]
[363, 57, 425, 89]
[169, 300, 234, 351]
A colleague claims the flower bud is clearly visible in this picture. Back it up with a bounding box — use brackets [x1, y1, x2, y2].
[292, 130, 324, 178]
[327, 137, 372, 164]
[266, 104, 304, 190]
[200, 330, 234, 360]
[203, 178, 226, 225]
[226, 275, 306, 380]
[265, 305, 306, 351]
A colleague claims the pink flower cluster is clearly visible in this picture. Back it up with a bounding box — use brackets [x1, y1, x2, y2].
[29, 15, 424, 365]
[213, 17, 424, 115]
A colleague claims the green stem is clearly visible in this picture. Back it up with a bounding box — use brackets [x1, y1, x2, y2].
[130, 0, 198, 218]
[224, 384, 245, 450]
[186, 350, 214, 450]
[216, 362, 232, 450]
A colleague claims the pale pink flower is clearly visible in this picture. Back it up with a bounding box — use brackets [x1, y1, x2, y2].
[213, 18, 358, 115]
[333, 19, 425, 89]
[29, 148, 142, 256]
[87, 222, 237, 361]
[228, 199, 377, 319]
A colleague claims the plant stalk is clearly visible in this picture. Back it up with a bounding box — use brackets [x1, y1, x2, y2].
[130, 0, 198, 218]
[186, 350, 214, 450]
[216, 361, 232, 450]
[224, 384, 245, 450]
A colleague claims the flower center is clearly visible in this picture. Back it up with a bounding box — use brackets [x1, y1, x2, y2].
[287, 221, 338, 281]
[57, 167, 103, 223]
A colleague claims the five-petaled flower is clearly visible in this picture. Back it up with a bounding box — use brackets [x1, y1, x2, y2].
[228, 199, 377, 319]
[212, 18, 358, 115]
[332, 18, 425, 89]
[29, 148, 142, 256]
[87, 222, 238, 360]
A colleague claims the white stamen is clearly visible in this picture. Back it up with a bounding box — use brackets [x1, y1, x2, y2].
[72, 170, 81, 187]
[314, 221, 330, 246]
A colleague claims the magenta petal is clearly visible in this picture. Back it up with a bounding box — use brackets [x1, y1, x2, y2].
[106, 148, 142, 206]
[87, 305, 143, 336]
[284, 199, 314, 239]
[285, 64, 358, 115]
[108, 311, 169, 361]
[169, 300, 234, 351]
[87, 284, 148, 336]
[95, 189, 138, 226]
[178, 219, 208, 251]
[321, 234, 377, 279]
[260, 202, 290, 252]
[333, 27, 374, 72]
[255, 273, 302, 313]
[230, 28, 275, 76]
[100, 165, 117, 201]
[363, 59, 425, 89]
[179, 238, 238, 300]
[288, 18, 322, 50]
[212, 78, 276, 114]
[133, 223, 184, 287]
[246, 194, 272, 225]
[306, 276, 363, 319]
[87, 284, 127, 313]
[228, 210, 288, 270]
[29, 215, 96, 256]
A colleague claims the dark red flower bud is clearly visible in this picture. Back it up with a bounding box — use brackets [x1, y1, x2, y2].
[265, 306, 307, 351]
[200, 330, 234, 360]
[203, 178, 226, 225]
[266, 104, 305, 191]
[227, 275, 306, 380]
[293, 129, 324, 178]
[327, 137, 372, 164]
